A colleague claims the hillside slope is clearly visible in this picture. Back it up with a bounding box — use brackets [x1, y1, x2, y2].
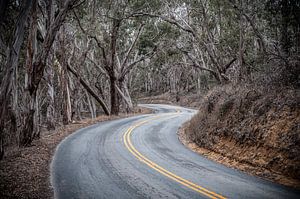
[185, 84, 300, 188]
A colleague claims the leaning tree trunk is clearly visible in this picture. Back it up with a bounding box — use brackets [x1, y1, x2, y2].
[122, 83, 133, 111]
[67, 64, 110, 115]
[116, 78, 133, 113]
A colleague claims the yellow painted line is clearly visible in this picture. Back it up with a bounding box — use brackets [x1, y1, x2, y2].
[123, 111, 226, 199]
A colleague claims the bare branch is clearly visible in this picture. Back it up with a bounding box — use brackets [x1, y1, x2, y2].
[73, 10, 110, 72]
[87, 56, 109, 78]
[129, 12, 196, 37]
[120, 46, 157, 80]
[67, 61, 110, 115]
[223, 58, 236, 73]
[179, 48, 221, 82]
[71, 0, 86, 9]
[120, 23, 144, 70]
[227, 0, 266, 53]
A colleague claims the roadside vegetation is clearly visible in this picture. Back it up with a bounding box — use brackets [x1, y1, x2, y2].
[185, 84, 299, 187]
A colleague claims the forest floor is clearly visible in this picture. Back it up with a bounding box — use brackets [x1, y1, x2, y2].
[140, 89, 300, 189]
[0, 107, 152, 199]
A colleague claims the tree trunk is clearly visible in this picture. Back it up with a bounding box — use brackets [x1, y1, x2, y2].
[238, 2, 245, 82]
[116, 80, 133, 112]
[110, 76, 120, 115]
[122, 82, 133, 110]
[21, 0, 80, 146]
[61, 71, 72, 124]
[91, 98, 97, 118]
[67, 64, 110, 115]
[59, 53, 72, 124]
[0, 0, 33, 159]
[45, 64, 55, 130]
[85, 90, 96, 118]
[20, 91, 37, 146]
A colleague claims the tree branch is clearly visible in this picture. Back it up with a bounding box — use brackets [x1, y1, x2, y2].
[120, 46, 157, 80]
[87, 56, 110, 78]
[73, 10, 110, 73]
[129, 12, 196, 37]
[120, 23, 144, 70]
[67, 61, 110, 115]
[180, 48, 221, 82]
[227, 0, 266, 53]
[222, 57, 236, 73]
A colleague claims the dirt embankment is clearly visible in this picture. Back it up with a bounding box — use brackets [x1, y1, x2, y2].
[0, 107, 152, 199]
[181, 85, 300, 188]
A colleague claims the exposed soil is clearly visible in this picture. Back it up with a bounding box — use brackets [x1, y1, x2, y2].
[0, 107, 152, 199]
[181, 85, 300, 189]
[178, 122, 300, 189]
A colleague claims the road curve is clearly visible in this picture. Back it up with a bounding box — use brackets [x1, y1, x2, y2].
[51, 104, 300, 199]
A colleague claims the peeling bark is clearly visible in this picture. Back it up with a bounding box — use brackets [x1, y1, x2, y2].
[0, 0, 33, 158]
[21, 0, 80, 146]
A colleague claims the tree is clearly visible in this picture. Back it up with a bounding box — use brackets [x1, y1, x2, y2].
[21, 0, 81, 146]
[0, 0, 33, 159]
[73, 0, 159, 115]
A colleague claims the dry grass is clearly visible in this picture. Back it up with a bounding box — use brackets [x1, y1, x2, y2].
[0, 107, 152, 199]
[178, 123, 300, 188]
[184, 84, 300, 188]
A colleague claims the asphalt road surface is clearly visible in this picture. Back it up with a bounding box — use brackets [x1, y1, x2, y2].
[51, 104, 300, 199]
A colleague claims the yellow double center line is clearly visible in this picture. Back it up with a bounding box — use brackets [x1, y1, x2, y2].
[123, 111, 226, 199]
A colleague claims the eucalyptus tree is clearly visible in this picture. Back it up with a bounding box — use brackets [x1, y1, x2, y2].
[0, 0, 81, 159]
[21, 0, 82, 145]
[131, 0, 299, 95]
[0, 0, 33, 160]
[73, 0, 161, 114]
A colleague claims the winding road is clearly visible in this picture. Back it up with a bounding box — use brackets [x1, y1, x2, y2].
[51, 104, 300, 199]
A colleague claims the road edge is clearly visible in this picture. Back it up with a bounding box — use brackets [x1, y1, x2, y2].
[0, 108, 152, 199]
[177, 121, 300, 189]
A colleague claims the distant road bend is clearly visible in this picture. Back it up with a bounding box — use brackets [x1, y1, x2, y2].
[51, 104, 300, 199]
